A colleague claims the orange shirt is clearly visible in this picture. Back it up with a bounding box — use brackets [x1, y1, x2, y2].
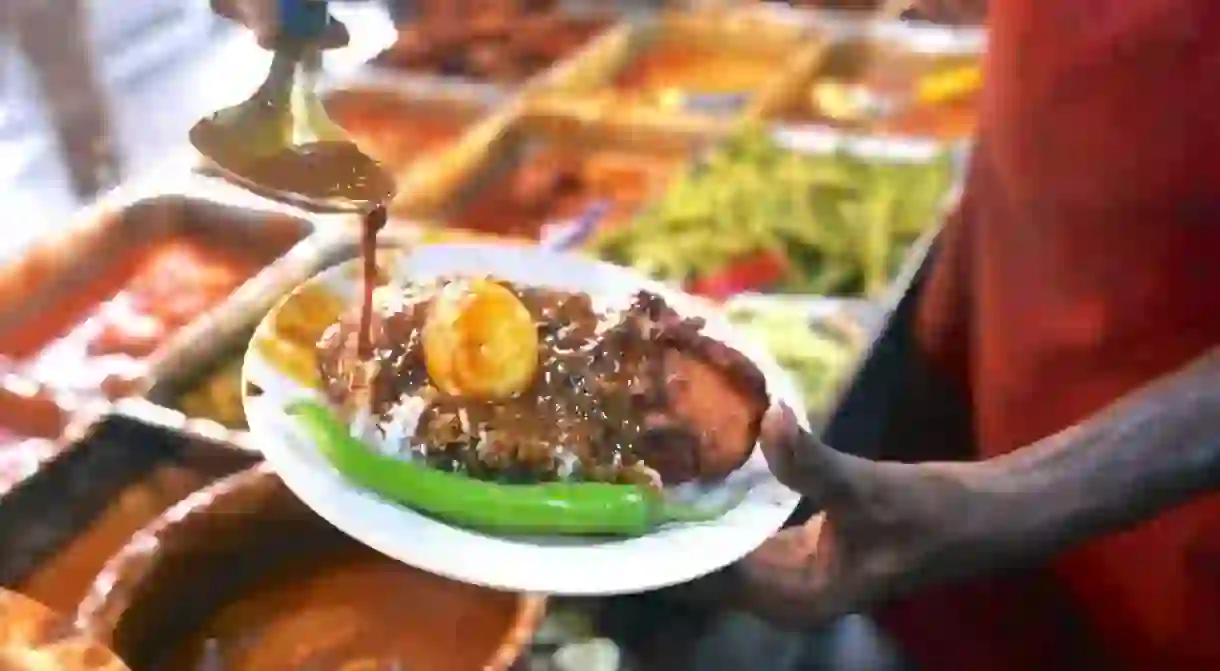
[889, 1, 1220, 668]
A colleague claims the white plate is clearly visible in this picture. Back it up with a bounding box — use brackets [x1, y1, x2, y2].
[243, 243, 804, 596]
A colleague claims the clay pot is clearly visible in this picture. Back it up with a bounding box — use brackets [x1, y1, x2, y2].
[75, 465, 545, 670]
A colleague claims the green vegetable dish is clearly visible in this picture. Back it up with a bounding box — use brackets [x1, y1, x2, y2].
[589, 127, 954, 298]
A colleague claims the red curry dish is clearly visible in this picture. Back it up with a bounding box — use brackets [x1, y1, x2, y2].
[318, 280, 768, 488]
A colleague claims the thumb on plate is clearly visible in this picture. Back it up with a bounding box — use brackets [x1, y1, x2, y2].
[760, 404, 853, 509]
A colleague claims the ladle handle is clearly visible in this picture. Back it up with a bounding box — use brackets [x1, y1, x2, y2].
[278, 0, 330, 41]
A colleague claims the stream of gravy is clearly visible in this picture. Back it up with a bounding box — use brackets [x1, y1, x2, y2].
[358, 205, 388, 360]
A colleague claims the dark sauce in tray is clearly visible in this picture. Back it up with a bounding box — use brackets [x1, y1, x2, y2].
[13, 240, 280, 396]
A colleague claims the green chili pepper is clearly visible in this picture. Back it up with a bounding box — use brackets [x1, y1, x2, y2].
[287, 400, 740, 537]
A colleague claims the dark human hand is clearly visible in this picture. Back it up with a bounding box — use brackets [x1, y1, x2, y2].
[688, 405, 985, 629]
[211, 0, 350, 50]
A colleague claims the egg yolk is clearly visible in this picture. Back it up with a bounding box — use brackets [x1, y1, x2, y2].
[422, 279, 540, 399]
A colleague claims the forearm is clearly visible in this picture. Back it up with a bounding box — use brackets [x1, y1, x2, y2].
[961, 347, 1220, 568]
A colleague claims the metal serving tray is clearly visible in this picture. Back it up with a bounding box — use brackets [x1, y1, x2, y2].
[532, 10, 822, 130]
[397, 107, 715, 244]
[0, 377, 108, 502]
[0, 414, 258, 612]
[764, 20, 985, 142]
[0, 192, 315, 405]
[129, 230, 418, 450]
[322, 69, 501, 136]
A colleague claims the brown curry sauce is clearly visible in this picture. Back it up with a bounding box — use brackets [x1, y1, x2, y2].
[320, 281, 769, 487]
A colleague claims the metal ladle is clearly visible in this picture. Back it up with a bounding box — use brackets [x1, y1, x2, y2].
[190, 0, 396, 212]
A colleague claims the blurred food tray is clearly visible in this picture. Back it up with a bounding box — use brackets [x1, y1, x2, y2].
[398, 109, 714, 242]
[320, 72, 501, 178]
[739, 1, 893, 36]
[368, 9, 616, 91]
[0, 195, 313, 404]
[783, 0, 885, 11]
[534, 11, 821, 129]
[897, 4, 986, 28]
[765, 20, 985, 141]
[75, 466, 546, 671]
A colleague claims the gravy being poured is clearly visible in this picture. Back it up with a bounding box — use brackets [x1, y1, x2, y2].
[239, 141, 397, 207]
[358, 205, 388, 359]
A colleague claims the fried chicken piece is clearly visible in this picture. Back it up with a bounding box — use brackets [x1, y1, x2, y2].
[658, 347, 768, 481]
[610, 292, 770, 484]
